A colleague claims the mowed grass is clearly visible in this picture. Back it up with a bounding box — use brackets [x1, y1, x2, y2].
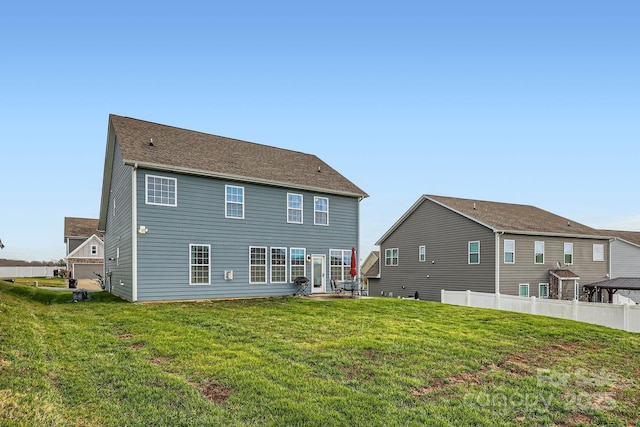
[1, 280, 639, 426]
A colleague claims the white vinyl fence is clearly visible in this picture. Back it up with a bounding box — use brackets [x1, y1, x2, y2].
[0, 266, 60, 278]
[441, 289, 640, 333]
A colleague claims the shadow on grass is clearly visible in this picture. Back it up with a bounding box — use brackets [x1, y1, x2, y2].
[0, 280, 126, 305]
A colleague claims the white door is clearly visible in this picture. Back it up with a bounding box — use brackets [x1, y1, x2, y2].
[311, 255, 326, 293]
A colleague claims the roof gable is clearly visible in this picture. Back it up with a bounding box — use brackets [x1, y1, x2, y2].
[109, 115, 367, 198]
[66, 234, 104, 258]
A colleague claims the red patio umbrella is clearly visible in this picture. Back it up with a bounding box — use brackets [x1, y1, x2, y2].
[350, 247, 357, 278]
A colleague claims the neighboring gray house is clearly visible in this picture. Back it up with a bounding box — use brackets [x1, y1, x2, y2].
[64, 217, 104, 279]
[372, 195, 611, 302]
[600, 230, 640, 302]
[97, 115, 367, 302]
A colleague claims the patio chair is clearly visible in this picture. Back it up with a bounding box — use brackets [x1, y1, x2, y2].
[330, 279, 344, 294]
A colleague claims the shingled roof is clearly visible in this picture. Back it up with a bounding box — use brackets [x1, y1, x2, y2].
[377, 194, 609, 245]
[601, 229, 640, 247]
[64, 217, 102, 242]
[108, 115, 367, 198]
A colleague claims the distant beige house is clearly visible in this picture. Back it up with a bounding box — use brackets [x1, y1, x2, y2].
[361, 251, 379, 291]
[64, 217, 104, 279]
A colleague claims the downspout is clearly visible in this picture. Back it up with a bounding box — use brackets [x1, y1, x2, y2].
[131, 163, 138, 302]
[495, 232, 502, 294]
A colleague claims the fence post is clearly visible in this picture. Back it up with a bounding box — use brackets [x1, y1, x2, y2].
[495, 292, 501, 310]
[623, 303, 630, 332]
[531, 296, 537, 315]
[441, 289, 445, 303]
[572, 298, 578, 321]
[466, 290, 472, 307]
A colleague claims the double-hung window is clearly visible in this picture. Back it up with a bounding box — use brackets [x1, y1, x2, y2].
[385, 248, 399, 266]
[330, 249, 351, 281]
[564, 242, 573, 265]
[91, 245, 98, 256]
[314, 197, 329, 225]
[519, 283, 529, 297]
[287, 193, 303, 224]
[468, 241, 480, 264]
[593, 244, 604, 261]
[190, 244, 210, 285]
[418, 245, 426, 262]
[539, 283, 549, 298]
[271, 247, 287, 283]
[534, 241, 545, 264]
[225, 185, 244, 219]
[290, 248, 306, 280]
[504, 239, 515, 264]
[249, 247, 267, 283]
[146, 174, 177, 206]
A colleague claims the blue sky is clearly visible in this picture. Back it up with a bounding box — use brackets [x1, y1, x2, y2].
[1, 1, 638, 262]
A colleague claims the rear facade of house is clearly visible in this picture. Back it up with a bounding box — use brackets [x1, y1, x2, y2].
[372, 195, 610, 301]
[98, 115, 367, 302]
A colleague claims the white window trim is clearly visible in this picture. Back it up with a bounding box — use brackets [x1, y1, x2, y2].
[468, 241, 480, 265]
[564, 242, 574, 265]
[385, 248, 399, 266]
[504, 239, 515, 264]
[593, 243, 604, 261]
[519, 283, 530, 297]
[189, 244, 211, 286]
[249, 246, 267, 284]
[290, 248, 306, 281]
[90, 245, 98, 256]
[145, 174, 177, 207]
[419, 245, 426, 262]
[270, 247, 288, 284]
[314, 196, 329, 226]
[225, 185, 245, 219]
[287, 193, 303, 224]
[534, 241, 545, 265]
[539, 283, 549, 298]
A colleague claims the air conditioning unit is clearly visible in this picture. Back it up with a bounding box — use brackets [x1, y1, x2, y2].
[224, 270, 233, 280]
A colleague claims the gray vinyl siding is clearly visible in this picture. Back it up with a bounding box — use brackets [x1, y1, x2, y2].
[135, 169, 359, 301]
[373, 198, 495, 301]
[103, 141, 134, 301]
[498, 234, 609, 297]
[610, 240, 640, 278]
[67, 238, 86, 254]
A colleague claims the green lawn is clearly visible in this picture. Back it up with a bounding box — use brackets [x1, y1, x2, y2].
[1, 280, 639, 426]
[11, 277, 67, 288]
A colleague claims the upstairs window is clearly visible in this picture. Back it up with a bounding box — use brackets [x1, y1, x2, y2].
[385, 248, 399, 266]
[314, 197, 329, 225]
[468, 241, 480, 264]
[564, 242, 573, 265]
[90, 245, 98, 256]
[146, 175, 177, 206]
[534, 241, 545, 264]
[504, 239, 515, 264]
[593, 244, 604, 261]
[287, 193, 303, 224]
[225, 185, 244, 219]
[419, 245, 426, 262]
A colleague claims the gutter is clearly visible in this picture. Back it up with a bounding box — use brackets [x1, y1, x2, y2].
[131, 163, 138, 302]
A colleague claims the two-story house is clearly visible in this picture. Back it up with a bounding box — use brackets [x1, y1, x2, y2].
[97, 115, 367, 302]
[372, 195, 611, 301]
[64, 217, 104, 279]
